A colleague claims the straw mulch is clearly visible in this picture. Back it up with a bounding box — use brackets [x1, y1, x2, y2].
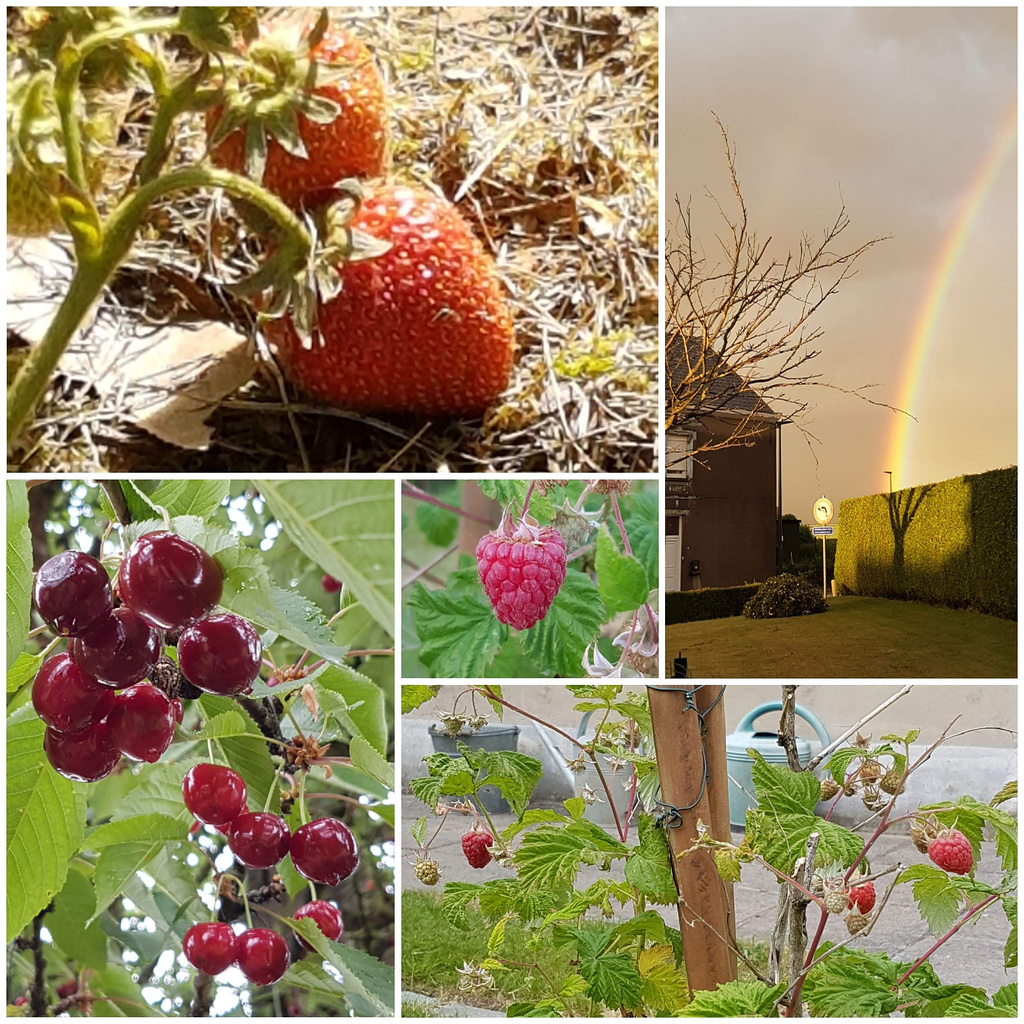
[8, 6, 659, 473]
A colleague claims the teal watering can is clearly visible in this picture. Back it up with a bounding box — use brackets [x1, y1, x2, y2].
[726, 702, 831, 828]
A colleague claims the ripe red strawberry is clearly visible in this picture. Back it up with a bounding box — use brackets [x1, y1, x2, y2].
[477, 513, 567, 631]
[267, 184, 515, 415]
[928, 827, 973, 875]
[461, 828, 493, 869]
[847, 881, 876, 914]
[207, 22, 386, 210]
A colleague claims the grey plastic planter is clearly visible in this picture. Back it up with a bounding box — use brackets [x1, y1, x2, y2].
[428, 723, 521, 814]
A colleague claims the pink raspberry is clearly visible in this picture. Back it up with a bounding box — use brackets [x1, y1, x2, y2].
[476, 516, 566, 631]
[461, 828, 494, 869]
[928, 828, 973, 875]
[847, 881, 876, 914]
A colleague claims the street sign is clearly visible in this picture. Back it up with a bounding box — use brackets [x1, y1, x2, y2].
[812, 526, 835, 537]
[813, 497, 834, 525]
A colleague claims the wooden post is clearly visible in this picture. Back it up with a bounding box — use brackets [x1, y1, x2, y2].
[647, 685, 738, 992]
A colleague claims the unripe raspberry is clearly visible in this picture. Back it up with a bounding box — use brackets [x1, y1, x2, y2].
[847, 881, 876, 914]
[928, 828, 973, 875]
[824, 890, 849, 915]
[880, 770, 904, 795]
[413, 857, 440, 886]
[819, 778, 841, 800]
[476, 515, 566, 631]
[860, 759, 882, 783]
[846, 911, 870, 935]
[461, 828, 494, 869]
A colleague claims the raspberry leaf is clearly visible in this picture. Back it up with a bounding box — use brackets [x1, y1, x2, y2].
[746, 809, 862, 874]
[750, 751, 822, 815]
[637, 944, 688, 1013]
[595, 524, 650, 613]
[409, 570, 506, 678]
[897, 864, 968, 935]
[519, 569, 605, 678]
[624, 818, 677, 904]
[401, 684, 440, 715]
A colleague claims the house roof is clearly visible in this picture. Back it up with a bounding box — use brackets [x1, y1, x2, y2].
[666, 331, 780, 420]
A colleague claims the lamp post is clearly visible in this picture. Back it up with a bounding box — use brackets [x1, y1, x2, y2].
[884, 470, 893, 494]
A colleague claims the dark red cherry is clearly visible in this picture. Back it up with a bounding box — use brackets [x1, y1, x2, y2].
[33, 550, 113, 637]
[228, 812, 291, 869]
[182, 764, 247, 826]
[321, 574, 342, 594]
[236, 928, 290, 986]
[106, 683, 176, 763]
[177, 613, 262, 695]
[55, 981, 77, 999]
[289, 818, 359, 885]
[293, 900, 343, 949]
[32, 653, 114, 733]
[183, 922, 238, 975]
[118, 531, 223, 629]
[171, 698, 184, 724]
[68, 606, 161, 687]
[44, 721, 120, 782]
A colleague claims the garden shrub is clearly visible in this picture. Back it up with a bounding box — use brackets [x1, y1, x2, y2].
[742, 573, 827, 618]
[833, 467, 1016, 619]
[666, 583, 761, 623]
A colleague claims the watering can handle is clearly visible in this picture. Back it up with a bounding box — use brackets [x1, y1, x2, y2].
[734, 701, 831, 749]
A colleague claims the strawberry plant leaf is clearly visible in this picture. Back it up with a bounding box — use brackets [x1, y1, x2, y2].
[408, 569, 506, 678]
[7, 715, 85, 940]
[255, 479, 394, 637]
[676, 979, 785, 1016]
[519, 569, 606, 678]
[595, 523, 649, 613]
[6, 480, 31, 669]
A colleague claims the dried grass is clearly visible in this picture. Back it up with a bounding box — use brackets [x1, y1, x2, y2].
[8, 6, 659, 473]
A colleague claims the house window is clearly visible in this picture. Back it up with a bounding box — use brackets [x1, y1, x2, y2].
[666, 431, 695, 478]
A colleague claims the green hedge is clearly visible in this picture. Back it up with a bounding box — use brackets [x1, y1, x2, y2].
[834, 467, 1016, 619]
[666, 584, 761, 624]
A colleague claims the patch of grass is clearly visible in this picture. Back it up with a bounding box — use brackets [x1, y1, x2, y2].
[401, 1001, 439, 1017]
[402, 890, 770, 1015]
[402, 890, 598, 1013]
[664, 595, 1016, 678]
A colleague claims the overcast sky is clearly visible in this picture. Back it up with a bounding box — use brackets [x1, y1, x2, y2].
[666, 7, 1016, 518]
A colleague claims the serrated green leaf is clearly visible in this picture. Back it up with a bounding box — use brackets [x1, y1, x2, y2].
[898, 863, 965, 936]
[191, 709, 248, 741]
[401, 684, 439, 714]
[255, 479, 394, 637]
[6, 481, 32, 669]
[578, 943, 643, 1009]
[519, 569, 606, 678]
[83, 814, 184, 852]
[637, 943, 688, 1012]
[349, 735, 394, 789]
[409, 570, 506, 678]
[314, 664, 388, 754]
[477, 480, 555, 523]
[48, 863, 107, 970]
[477, 748, 543, 818]
[416, 499, 459, 548]
[199, 695, 279, 812]
[107, 479, 229, 521]
[625, 818, 678, 904]
[677, 979, 786, 1016]
[827, 747, 864, 786]
[93, 839, 181, 917]
[7, 651, 42, 694]
[751, 751, 821, 815]
[515, 827, 586, 889]
[7, 716, 85, 939]
[624, 487, 659, 589]
[803, 947, 900, 1016]
[746, 808, 862, 874]
[411, 816, 428, 848]
[110, 759, 200, 822]
[595, 523, 650, 613]
[87, 964, 163, 1015]
[441, 881, 483, 930]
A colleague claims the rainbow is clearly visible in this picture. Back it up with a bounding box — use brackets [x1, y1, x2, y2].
[886, 101, 1017, 488]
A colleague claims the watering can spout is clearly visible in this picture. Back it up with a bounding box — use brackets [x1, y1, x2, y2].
[725, 702, 831, 829]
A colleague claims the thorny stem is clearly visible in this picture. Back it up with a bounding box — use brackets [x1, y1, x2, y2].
[520, 481, 537, 518]
[495, 960, 573, 1015]
[893, 894, 1001, 988]
[8, 165, 312, 443]
[401, 484, 491, 525]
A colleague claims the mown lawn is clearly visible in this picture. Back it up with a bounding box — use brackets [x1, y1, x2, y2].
[664, 596, 1016, 678]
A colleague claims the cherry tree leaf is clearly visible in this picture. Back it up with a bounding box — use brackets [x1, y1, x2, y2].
[6, 480, 31, 669]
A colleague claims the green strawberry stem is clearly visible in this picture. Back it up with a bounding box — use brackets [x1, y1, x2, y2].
[7, 166, 313, 444]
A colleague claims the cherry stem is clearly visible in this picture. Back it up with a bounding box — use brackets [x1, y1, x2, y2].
[308, 881, 318, 903]
[298, 770, 309, 826]
[401, 484, 492, 524]
[240, 882, 253, 930]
